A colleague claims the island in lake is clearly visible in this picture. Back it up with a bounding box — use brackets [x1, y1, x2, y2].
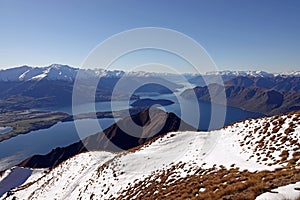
[130, 98, 174, 107]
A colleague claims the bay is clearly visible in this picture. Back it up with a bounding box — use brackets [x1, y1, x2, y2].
[0, 118, 116, 171]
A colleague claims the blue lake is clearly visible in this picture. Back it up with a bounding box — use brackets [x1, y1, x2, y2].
[134, 92, 263, 131]
[0, 92, 263, 171]
[0, 118, 116, 171]
[36, 100, 134, 114]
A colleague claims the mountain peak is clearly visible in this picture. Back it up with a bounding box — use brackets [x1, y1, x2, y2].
[47, 64, 78, 70]
[18, 108, 196, 168]
[204, 70, 300, 77]
[1, 65, 300, 82]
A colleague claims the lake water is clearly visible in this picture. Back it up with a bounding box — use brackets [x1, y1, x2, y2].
[0, 90, 263, 171]
[36, 100, 134, 114]
[133, 92, 263, 130]
[0, 118, 116, 171]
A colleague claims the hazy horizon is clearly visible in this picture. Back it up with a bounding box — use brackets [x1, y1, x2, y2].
[1, 0, 300, 72]
[0, 63, 299, 75]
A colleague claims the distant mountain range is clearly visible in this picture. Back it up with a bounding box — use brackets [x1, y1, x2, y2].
[0, 64, 299, 114]
[0, 64, 299, 82]
[0, 64, 181, 111]
[204, 70, 300, 77]
[0, 64, 188, 82]
[182, 75, 300, 115]
[189, 70, 300, 86]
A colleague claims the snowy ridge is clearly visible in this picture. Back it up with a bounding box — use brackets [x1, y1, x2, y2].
[1, 152, 114, 199]
[0, 65, 300, 82]
[0, 64, 125, 81]
[205, 70, 300, 77]
[0, 64, 177, 82]
[0, 65, 77, 81]
[2, 111, 300, 199]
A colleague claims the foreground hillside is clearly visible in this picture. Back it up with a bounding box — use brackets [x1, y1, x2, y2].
[18, 108, 195, 169]
[1, 111, 300, 199]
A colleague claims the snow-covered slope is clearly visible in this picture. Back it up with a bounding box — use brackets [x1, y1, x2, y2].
[1, 111, 299, 200]
[0, 64, 76, 81]
[256, 182, 300, 200]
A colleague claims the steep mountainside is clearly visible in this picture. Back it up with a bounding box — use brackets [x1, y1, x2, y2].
[225, 76, 300, 93]
[2, 111, 299, 200]
[181, 82, 300, 115]
[18, 108, 196, 168]
[184, 72, 300, 116]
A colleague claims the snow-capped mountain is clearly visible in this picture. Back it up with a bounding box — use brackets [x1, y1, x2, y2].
[0, 64, 76, 81]
[0, 65, 299, 82]
[0, 64, 183, 82]
[1, 111, 299, 199]
[0, 64, 127, 82]
[205, 70, 274, 77]
[205, 70, 300, 77]
[279, 71, 300, 77]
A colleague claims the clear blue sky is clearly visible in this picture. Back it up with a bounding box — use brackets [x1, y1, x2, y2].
[1, 0, 300, 72]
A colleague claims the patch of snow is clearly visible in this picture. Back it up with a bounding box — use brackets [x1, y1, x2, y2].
[0, 169, 11, 183]
[0, 127, 13, 135]
[256, 182, 300, 200]
[18, 70, 30, 81]
[21, 168, 48, 186]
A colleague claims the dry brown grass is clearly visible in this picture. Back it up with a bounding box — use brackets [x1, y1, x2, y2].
[113, 112, 300, 200]
[113, 161, 300, 200]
